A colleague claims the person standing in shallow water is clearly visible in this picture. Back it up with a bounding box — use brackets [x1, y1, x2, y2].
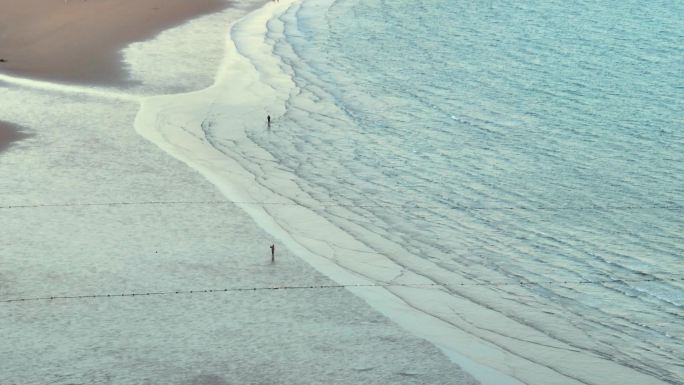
[270, 243, 275, 262]
[267, 115, 271, 128]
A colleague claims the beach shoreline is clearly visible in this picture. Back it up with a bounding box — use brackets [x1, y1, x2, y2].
[134, 3, 527, 385]
[0, 0, 231, 85]
[2, 0, 675, 383]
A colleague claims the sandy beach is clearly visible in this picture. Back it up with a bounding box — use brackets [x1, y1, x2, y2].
[0, 1, 479, 384]
[0, 0, 230, 84]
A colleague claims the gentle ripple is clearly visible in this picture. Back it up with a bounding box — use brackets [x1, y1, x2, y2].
[245, 0, 683, 382]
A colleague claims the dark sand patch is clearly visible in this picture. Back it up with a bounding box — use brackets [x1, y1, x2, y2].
[0, 121, 30, 153]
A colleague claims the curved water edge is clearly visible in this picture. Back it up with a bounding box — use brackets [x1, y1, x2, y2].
[134, 1, 681, 385]
[134, 2, 526, 385]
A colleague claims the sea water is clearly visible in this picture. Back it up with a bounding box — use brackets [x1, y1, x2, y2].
[234, 0, 683, 383]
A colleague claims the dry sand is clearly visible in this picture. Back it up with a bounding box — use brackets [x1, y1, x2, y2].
[0, 0, 230, 85]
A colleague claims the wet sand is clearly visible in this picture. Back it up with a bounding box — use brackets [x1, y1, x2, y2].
[0, 121, 29, 153]
[0, 0, 231, 85]
[0, 75, 472, 385]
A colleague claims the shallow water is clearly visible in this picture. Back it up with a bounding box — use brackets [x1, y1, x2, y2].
[231, 0, 683, 383]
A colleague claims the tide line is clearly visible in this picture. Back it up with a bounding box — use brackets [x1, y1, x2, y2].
[3, 276, 682, 304]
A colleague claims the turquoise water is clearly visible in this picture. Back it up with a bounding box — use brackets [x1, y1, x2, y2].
[247, 0, 683, 382]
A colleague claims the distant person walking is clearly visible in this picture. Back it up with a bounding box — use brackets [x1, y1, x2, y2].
[270, 243, 275, 262]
